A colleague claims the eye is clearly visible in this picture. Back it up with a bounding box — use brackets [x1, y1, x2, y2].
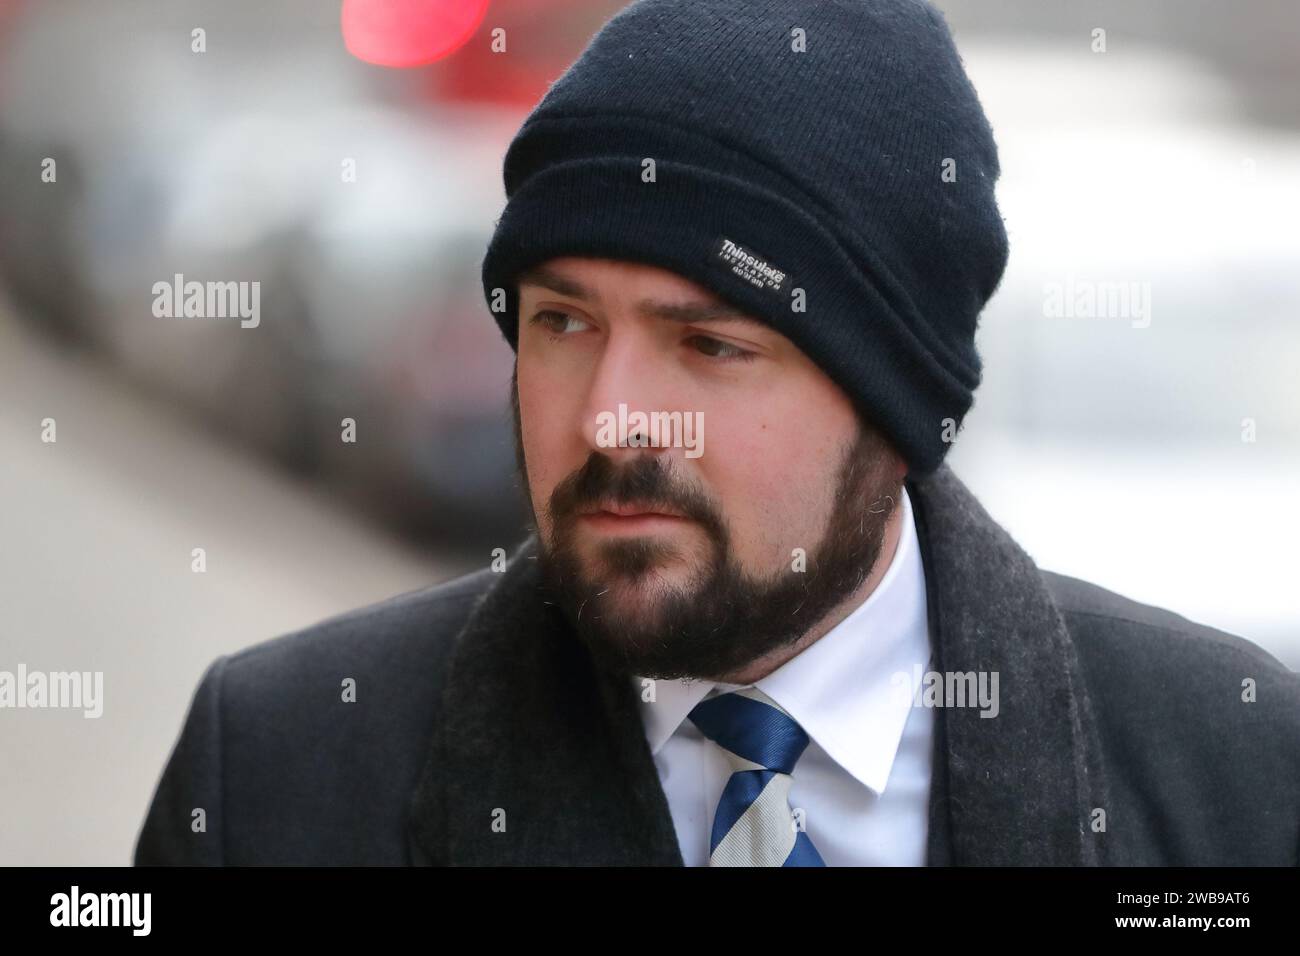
[527, 309, 591, 336]
[687, 334, 758, 363]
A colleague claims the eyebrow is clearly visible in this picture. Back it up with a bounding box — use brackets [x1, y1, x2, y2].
[517, 264, 767, 327]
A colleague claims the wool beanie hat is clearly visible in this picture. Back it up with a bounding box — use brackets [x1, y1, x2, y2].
[481, 0, 1009, 477]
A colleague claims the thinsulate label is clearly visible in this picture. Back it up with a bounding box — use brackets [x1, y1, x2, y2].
[712, 236, 789, 297]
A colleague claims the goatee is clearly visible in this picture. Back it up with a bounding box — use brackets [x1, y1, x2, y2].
[529, 425, 901, 681]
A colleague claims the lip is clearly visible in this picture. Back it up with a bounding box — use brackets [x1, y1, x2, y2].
[579, 512, 691, 533]
[577, 502, 692, 532]
[580, 501, 687, 519]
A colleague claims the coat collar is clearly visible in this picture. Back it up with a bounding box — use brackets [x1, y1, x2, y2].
[408, 463, 1108, 865]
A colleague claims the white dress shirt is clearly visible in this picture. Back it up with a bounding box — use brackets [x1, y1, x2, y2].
[633, 484, 934, 866]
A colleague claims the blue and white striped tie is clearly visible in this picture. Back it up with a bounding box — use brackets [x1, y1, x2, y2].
[687, 687, 826, 866]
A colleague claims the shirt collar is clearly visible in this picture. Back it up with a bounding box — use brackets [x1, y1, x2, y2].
[634, 484, 931, 795]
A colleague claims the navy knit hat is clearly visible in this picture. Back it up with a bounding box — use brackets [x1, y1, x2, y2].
[481, 0, 1009, 477]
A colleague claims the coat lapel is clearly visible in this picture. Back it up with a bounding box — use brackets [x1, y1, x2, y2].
[408, 464, 1108, 866]
[407, 538, 683, 865]
[910, 466, 1108, 865]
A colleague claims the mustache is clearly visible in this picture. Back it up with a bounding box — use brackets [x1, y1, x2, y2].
[547, 452, 722, 533]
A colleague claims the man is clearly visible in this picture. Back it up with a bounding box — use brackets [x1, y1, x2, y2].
[135, 0, 1299, 866]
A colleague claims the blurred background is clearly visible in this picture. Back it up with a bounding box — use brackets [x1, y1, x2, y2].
[0, 0, 1296, 864]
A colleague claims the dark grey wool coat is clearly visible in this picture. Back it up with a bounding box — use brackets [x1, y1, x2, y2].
[133, 465, 1300, 866]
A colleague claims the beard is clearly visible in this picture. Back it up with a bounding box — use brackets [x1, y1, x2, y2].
[509, 371, 902, 682]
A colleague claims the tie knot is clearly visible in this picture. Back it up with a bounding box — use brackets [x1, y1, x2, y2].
[687, 688, 810, 775]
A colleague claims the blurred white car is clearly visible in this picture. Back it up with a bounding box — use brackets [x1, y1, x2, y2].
[0, 0, 529, 551]
[949, 41, 1300, 666]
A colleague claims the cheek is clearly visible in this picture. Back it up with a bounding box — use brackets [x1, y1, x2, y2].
[703, 410, 844, 564]
[516, 363, 564, 516]
[517, 354, 596, 532]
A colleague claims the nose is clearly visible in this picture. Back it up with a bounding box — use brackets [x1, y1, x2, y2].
[578, 324, 677, 463]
